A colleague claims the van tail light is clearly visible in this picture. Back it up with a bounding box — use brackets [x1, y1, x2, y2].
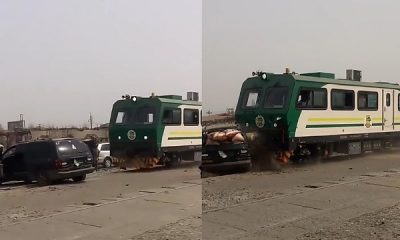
[54, 159, 63, 169]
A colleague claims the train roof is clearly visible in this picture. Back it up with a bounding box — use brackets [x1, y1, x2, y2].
[114, 95, 202, 106]
[249, 72, 400, 90]
[157, 97, 202, 106]
[293, 74, 400, 90]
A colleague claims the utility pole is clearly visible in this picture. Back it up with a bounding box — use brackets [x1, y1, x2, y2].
[20, 114, 25, 128]
[89, 113, 93, 129]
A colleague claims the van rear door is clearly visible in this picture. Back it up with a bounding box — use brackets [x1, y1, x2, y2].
[55, 139, 93, 169]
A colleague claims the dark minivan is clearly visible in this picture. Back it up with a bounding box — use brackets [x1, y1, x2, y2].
[0, 138, 95, 185]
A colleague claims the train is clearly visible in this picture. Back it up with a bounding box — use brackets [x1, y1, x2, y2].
[235, 69, 400, 166]
[109, 93, 202, 168]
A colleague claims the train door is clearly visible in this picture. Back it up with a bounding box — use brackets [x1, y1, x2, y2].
[383, 89, 394, 130]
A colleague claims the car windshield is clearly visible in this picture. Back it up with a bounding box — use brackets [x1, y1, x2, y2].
[264, 87, 289, 109]
[56, 139, 90, 156]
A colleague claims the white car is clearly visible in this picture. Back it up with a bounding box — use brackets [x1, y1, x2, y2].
[97, 143, 113, 168]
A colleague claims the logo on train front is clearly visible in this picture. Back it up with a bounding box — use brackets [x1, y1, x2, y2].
[255, 115, 265, 128]
[127, 130, 137, 140]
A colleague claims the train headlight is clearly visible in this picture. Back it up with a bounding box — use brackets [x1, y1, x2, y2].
[144, 136, 148, 140]
[118, 136, 121, 140]
[132, 96, 137, 102]
[261, 73, 267, 80]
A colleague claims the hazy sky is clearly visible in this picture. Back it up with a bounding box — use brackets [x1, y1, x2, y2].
[0, 0, 201, 128]
[203, 0, 400, 114]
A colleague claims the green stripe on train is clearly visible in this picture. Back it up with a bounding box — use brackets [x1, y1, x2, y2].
[306, 123, 387, 128]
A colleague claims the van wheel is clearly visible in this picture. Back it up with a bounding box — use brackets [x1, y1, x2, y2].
[103, 157, 112, 168]
[37, 172, 50, 186]
[165, 154, 181, 168]
[73, 174, 86, 182]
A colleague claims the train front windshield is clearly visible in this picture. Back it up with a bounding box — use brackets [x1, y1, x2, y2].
[242, 87, 289, 109]
[113, 107, 157, 125]
[264, 87, 289, 109]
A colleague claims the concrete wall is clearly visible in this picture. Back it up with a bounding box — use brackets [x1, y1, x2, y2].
[30, 128, 109, 142]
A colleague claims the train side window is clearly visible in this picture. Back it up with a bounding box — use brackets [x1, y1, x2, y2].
[398, 94, 400, 111]
[242, 89, 260, 108]
[184, 109, 199, 125]
[296, 88, 327, 109]
[386, 93, 391, 107]
[331, 89, 354, 110]
[162, 109, 181, 125]
[358, 91, 378, 111]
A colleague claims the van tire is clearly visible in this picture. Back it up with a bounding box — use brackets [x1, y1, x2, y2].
[165, 154, 181, 168]
[23, 173, 35, 184]
[72, 174, 86, 182]
[37, 172, 50, 186]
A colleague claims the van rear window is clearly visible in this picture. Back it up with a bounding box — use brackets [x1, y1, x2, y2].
[56, 140, 89, 156]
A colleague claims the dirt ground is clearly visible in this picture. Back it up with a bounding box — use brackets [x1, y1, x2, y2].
[0, 163, 201, 240]
[131, 216, 201, 240]
[202, 151, 400, 240]
[298, 204, 400, 240]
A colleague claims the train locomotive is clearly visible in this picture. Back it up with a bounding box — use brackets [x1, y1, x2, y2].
[109, 93, 202, 169]
[235, 69, 400, 166]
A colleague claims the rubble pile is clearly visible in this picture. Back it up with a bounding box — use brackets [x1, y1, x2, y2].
[205, 129, 245, 145]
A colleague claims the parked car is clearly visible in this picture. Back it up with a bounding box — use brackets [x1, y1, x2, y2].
[0, 138, 95, 185]
[97, 143, 113, 168]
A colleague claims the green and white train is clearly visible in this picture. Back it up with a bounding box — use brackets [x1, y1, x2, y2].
[109, 93, 202, 168]
[235, 70, 400, 163]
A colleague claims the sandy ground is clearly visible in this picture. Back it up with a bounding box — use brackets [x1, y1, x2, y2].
[298, 203, 400, 240]
[203, 150, 400, 240]
[131, 216, 201, 240]
[0, 163, 201, 239]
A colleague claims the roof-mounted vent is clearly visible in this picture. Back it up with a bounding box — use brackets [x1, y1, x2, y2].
[346, 69, 362, 81]
[187, 92, 199, 101]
